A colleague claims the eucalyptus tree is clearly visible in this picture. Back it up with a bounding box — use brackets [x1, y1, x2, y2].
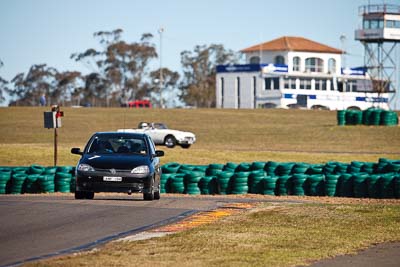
[179, 44, 238, 107]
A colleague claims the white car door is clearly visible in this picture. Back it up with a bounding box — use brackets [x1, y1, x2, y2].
[146, 128, 165, 144]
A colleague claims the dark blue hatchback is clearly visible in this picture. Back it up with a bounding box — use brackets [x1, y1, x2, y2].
[71, 132, 164, 201]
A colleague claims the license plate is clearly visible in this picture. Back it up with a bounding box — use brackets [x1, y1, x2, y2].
[103, 176, 122, 182]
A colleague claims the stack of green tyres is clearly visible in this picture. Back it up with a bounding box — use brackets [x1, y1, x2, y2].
[338, 173, 353, 197]
[230, 172, 249, 194]
[306, 174, 325, 196]
[216, 171, 233, 194]
[338, 108, 398, 126]
[324, 174, 340, 196]
[352, 173, 369, 198]
[263, 176, 278, 195]
[1, 158, 400, 199]
[0, 168, 11, 194]
[275, 175, 291, 196]
[184, 172, 202, 195]
[0, 165, 76, 194]
[249, 171, 265, 194]
[337, 110, 346, 125]
[199, 176, 216, 195]
[264, 161, 279, 176]
[169, 174, 185, 193]
[292, 174, 308, 196]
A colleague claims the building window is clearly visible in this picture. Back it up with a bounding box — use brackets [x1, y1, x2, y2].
[345, 80, 358, 92]
[315, 79, 320, 90]
[328, 58, 336, 73]
[236, 77, 240, 108]
[220, 77, 224, 107]
[291, 79, 297, 89]
[386, 20, 400, 28]
[293, 56, 300, 71]
[250, 56, 260, 64]
[284, 77, 290, 89]
[322, 80, 327, 91]
[264, 77, 279, 90]
[299, 78, 312, 90]
[275, 55, 285, 65]
[305, 57, 323, 73]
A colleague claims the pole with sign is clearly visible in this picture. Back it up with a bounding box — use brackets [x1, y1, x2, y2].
[43, 105, 64, 166]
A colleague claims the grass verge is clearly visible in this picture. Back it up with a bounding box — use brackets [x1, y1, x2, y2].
[25, 202, 400, 267]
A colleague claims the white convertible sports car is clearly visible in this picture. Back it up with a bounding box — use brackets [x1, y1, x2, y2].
[118, 122, 196, 149]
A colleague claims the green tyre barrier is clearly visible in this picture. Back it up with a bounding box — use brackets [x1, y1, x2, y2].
[395, 175, 400, 199]
[184, 172, 202, 195]
[38, 175, 55, 193]
[250, 162, 266, 171]
[292, 163, 309, 174]
[367, 174, 381, 199]
[230, 172, 250, 194]
[23, 174, 40, 193]
[216, 171, 233, 194]
[264, 161, 279, 176]
[0, 170, 11, 194]
[337, 110, 346, 125]
[379, 174, 396, 199]
[162, 163, 181, 174]
[223, 162, 238, 172]
[338, 173, 353, 197]
[262, 176, 278, 195]
[324, 174, 340, 197]
[249, 171, 265, 194]
[276, 175, 292, 196]
[292, 174, 307, 196]
[169, 174, 185, 193]
[44, 167, 57, 175]
[28, 164, 45, 175]
[352, 173, 369, 198]
[306, 174, 325, 196]
[55, 172, 73, 192]
[11, 173, 27, 194]
[199, 176, 216, 195]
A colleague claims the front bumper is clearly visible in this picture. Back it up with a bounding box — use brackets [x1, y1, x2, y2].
[76, 170, 152, 193]
[176, 136, 196, 145]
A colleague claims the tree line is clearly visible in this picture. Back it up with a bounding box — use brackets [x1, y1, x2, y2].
[0, 29, 238, 108]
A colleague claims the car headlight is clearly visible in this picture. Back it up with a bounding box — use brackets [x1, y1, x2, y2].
[77, 163, 95, 172]
[131, 165, 149, 174]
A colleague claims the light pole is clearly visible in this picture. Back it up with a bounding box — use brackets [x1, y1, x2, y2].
[158, 27, 164, 108]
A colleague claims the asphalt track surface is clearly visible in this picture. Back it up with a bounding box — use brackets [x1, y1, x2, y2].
[0, 194, 268, 267]
[0, 194, 398, 267]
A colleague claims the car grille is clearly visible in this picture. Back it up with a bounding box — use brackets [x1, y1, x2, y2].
[93, 168, 132, 175]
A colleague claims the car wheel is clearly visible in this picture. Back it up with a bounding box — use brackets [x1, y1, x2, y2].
[75, 190, 85, 199]
[164, 135, 176, 148]
[154, 182, 161, 200]
[180, 144, 191, 149]
[85, 191, 95, 199]
[143, 177, 155, 201]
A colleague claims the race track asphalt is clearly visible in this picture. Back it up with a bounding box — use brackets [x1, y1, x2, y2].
[0, 194, 261, 267]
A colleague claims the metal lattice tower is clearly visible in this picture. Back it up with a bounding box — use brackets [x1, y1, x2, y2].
[355, 4, 400, 108]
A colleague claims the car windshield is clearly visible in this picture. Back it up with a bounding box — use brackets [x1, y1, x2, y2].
[152, 123, 167, 129]
[87, 135, 147, 155]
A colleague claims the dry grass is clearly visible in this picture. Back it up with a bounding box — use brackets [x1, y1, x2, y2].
[25, 203, 400, 267]
[0, 107, 399, 166]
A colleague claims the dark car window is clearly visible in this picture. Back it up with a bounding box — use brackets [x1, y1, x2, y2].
[87, 135, 147, 155]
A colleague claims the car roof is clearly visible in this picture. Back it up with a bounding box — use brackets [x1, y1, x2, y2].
[94, 131, 148, 138]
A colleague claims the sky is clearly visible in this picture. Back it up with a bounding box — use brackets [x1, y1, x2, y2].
[0, 0, 399, 90]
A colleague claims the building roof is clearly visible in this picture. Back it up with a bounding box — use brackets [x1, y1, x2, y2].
[241, 36, 343, 54]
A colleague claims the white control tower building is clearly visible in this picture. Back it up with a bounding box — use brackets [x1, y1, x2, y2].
[355, 3, 400, 109]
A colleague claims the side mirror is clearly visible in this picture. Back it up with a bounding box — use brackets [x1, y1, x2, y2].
[155, 150, 164, 157]
[71, 148, 83, 155]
